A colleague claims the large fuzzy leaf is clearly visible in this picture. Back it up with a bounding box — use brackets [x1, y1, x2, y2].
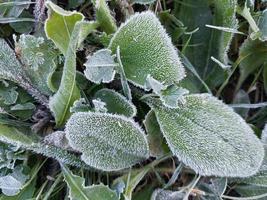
[177, 0, 237, 88]
[108, 11, 185, 88]
[147, 94, 264, 177]
[62, 165, 118, 200]
[45, 1, 84, 55]
[94, 89, 136, 117]
[65, 112, 149, 171]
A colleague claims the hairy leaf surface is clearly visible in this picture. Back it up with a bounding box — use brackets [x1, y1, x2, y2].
[65, 112, 149, 171]
[94, 89, 136, 117]
[62, 165, 118, 200]
[109, 11, 185, 88]
[148, 94, 264, 177]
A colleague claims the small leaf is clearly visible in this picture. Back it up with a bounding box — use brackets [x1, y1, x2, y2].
[70, 98, 91, 113]
[109, 11, 185, 88]
[65, 112, 149, 171]
[0, 165, 29, 196]
[84, 49, 116, 84]
[94, 89, 136, 117]
[45, 1, 84, 55]
[0, 84, 18, 105]
[151, 189, 184, 200]
[92, 99, 107, 113]
[147, 94, 265, 177]
[131, 0, 156, 5]
[62, 164, 118, 200]
[95, 0, 117, 34]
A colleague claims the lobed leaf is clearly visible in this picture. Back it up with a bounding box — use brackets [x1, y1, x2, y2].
[84, 49, 116, 84]
[62, 165, 118, 200]
[65, 112, 149, 171]
[148, 94, 264, 177]
[108, 11, 185, 88]
[94, 89, 136, 117]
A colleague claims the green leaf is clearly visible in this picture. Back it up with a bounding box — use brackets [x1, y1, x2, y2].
[62, 164, 118, 200]
[84, 49, 116, 84]
[147, 94, 265, 177]
[65, 112, 149, 171]
[0, 165, 29, 196]
[237, 39, 267, 90]
[94, 89, 136, 117]
[258, 9, 267, 41]
[177, 0, 237, 88]
[0, 84, 18, 105]
[108, 11, 185, 88]
[15, 34, 58, 96]
[45, 1, 84, 55]
[144, 110, 168, 158]
[131, 0, 156, 5]
[49, 21, 86, 127]
[95, 0, 117, 34]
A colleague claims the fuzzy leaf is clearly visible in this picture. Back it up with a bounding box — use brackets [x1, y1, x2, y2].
[95, 0, 117, 34]
[49, 21, 85, 127]
[148, 94, 265, 177]
[15, 35, 58, 96]
[45, 1, 84, 55]
[94, 89, 136, 117]
[62, 165, 118, 200]
[108, 11, 185, 88]
[84, 49, 116, 84]
[65, 112, 149, 171]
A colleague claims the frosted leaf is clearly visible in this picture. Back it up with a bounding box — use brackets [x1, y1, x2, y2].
[84, 49, 116, 84]
[151, 189, 184, 200]
[131, 0, 156, 4]
[148, 94, 264, 177]
[65, 112, 149, 171]
[45, 1, 84, 55]
[62, 165, 118, 200]
[108, 11, 185, 88]
[15, 34, 58, 95]
[0, 84, 18, 105]
[0, 165, 29, 196]
[145, 75, 189, 108]
[44, 131, 70, 150]
[94, 89, 136, 117]
[92, 99, 107, 113]
[70, 98, 91, 113]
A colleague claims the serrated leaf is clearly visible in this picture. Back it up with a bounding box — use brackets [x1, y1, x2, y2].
[62, 164, 118, 200]
[15, 34, 58, 96]
[84, 49, 116, 84]
[45, 1, 84, 55]
[108, 11, 185, 88]
[95, 0, 117, 34]
[65, 112, 149, 171]
[237, 39, 267, 89]
[94, 89, 136, 117]
[147, 94, 264, 177]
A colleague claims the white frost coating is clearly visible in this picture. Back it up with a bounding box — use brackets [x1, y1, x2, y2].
[151, 189, 184, 200]
[150, 94, 265, 177]
[92, 99, 107, 113]
[84, 49, 116, 84]
[94, 88, 137, 117]
[108, 11, 186, 88]
[65, 112, 149, 171]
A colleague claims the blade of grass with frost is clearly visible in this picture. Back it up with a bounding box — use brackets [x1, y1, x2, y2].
[94, 89, 136, 117]
[49, 20, 96, 127]
[65, 112, 149, 171]
[109, 11, 185, 88]
[62, 165, 118, 200]
[146, 94, 265, 177]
